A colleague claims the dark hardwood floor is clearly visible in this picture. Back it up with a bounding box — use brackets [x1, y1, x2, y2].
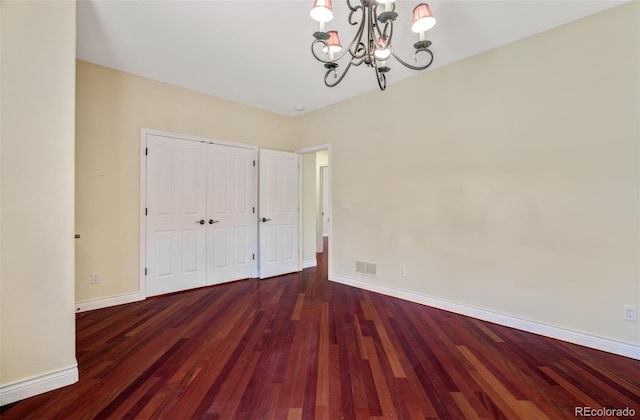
[3, 240, 639, 419]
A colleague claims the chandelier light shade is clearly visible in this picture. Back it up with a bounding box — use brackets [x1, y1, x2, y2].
[310, 0, 437, 90]
[310, 0, 334, 32]
[322, 30, 343, 58]
[411, 3, 436, 35]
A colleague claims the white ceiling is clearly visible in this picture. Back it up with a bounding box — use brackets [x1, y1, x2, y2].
[77, 0, 629, 117]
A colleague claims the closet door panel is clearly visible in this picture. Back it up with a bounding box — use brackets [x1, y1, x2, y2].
[207, 145, 254, 284]
[146, 135, 207, 296]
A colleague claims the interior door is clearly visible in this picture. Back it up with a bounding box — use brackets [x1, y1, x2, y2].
[146, 134, 207, 296]
[259, 149, 299, 278]
[207, 145, 255, 284]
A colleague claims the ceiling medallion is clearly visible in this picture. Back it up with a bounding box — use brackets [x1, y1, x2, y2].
[310, 0, 436, 90]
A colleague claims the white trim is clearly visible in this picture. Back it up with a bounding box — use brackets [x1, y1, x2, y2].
[329, 274, 640, 360]
[295, 144, 332, 155]
[75, 292, 143, 313]
[297, 153, 304, 272]
[303, 259, 317, 269]
[140, 128, 259, 298]
[140, 129, 148, 299]
[0, 365, 78, 406]
[251, 148, 259, 279]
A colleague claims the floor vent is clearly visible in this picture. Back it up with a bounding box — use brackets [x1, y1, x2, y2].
[356, 261, 377, 277]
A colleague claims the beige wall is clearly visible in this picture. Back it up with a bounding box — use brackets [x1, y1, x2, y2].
[75, 61, 297, 302]
[294, 3, 639, 345]
[1, 0, 77, 394]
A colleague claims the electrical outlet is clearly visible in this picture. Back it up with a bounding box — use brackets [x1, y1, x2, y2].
[400, 265, 406, 277]
[91, 272, 101, 284]
[624, 305, 637, 322]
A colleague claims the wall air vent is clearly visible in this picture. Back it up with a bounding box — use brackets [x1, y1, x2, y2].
[356, 261, 377, 277]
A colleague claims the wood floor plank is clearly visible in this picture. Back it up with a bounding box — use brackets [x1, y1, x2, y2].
[3, 239, 640, 419]
[364, 337, 398, 419]
[561, 359, 640, 409]
[291, 292, 305, 321]
[450, 391, 481, 420]
[582, 358, 640, 400]
[287, 407, 303, 420]
[362, 293, 406, 379]
[539, 365, 604, 409]
[314, 302, 330, 419]
[458, 344, 548, 420]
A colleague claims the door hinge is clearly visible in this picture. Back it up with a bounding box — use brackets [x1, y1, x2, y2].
[145, 267, 148, 276]
[252, 254, 255, 260]
[252, 207, 255, 214]
[145, 208, 148, 215]
[253, 160, 256, 167]
[145, 147, 148, 156]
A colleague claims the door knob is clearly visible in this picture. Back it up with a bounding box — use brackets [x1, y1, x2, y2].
[261, 217, 272, 222]
[209, 219, 220, 224]
[197, 219, 205, 225]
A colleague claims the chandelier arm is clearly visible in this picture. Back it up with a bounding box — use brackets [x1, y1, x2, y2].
[372, 4, 393, 46]
[350, 42, 367, 64]
[348, 2, 363, 25]
[390, 48, 434, 71]
[373, 19, 392, 50]
[325, 60, 355, 88]
[376, 68, 387, 91]
[311, 39, 336, 63]
[311, 36, 365, 64]
[346, 0, 361, 13]
[347, 4, 367, 59]
[367, 2, 374, 55]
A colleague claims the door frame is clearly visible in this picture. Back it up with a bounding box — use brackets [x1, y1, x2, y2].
[295, 144, 332, 275]
[139, 128, 258, 299]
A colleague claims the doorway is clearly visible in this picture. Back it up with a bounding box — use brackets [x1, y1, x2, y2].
[319, 165, 330, 240]
[297, 145, 331, 274]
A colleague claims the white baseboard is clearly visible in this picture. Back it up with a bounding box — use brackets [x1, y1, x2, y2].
[303, 259, 317, 269]
[329, 274, 640, 360]
[75, 292, 143, 313]
[0, 364, 78, 406]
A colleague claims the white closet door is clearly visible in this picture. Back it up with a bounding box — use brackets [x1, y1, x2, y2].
[259, 149, 299, 278]
[207, 145, 255, 284]
[146, 135, 207, 296]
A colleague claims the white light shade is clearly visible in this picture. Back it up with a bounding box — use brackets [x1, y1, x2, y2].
[374, 37, 391, 60]
[374, 48, 391, 61]
[310, 0, 334, 23]
[322, 31, 342, 54]
[411, 3, 436, 33]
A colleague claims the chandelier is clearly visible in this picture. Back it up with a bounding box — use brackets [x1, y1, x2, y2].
[310, 0, 437, 90]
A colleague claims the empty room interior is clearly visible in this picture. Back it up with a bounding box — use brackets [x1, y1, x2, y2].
[1, 0, 639, 418]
